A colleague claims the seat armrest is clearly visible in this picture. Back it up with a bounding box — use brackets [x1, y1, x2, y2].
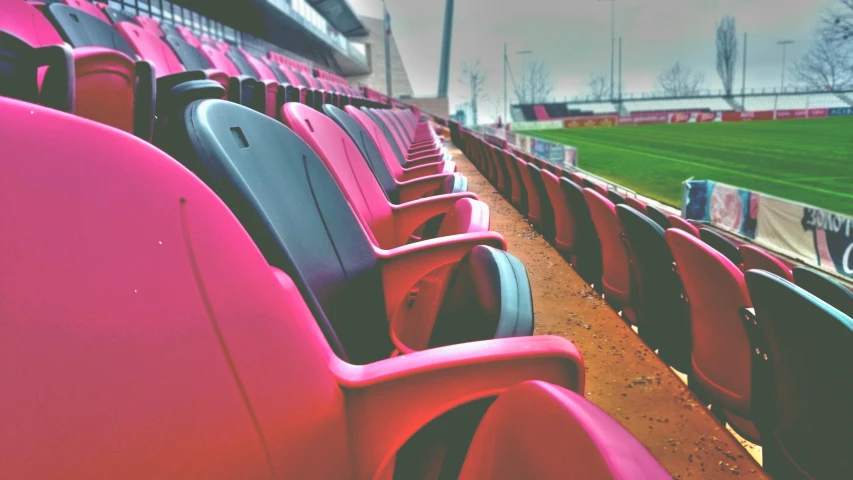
[378, 232, 507, 321]
[156, 71, 207, 93]
[396, 173, 457, 203]
[404, 153, 444, 167]
[400, 162, 445, 181]
[391, 195, 485, 245]
[133, 60, 155, 141]
[35, 44, 75, 113]
[331, 336, 585, 479]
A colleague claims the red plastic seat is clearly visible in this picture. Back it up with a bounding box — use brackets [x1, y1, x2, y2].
[62, 0, 109, 23]
[461, 381, 670, 479]
[740, 244, 793, 281]
[198, 43, 279, 118]
[515, 155, 543, 227]
[541, 169, 576, 255]
[282, 103, 489, 250]
[135, 15, 164, 37]
[0, 96, 593, 479]
[568, 171, 584, 186]
[665, 228, 758, 441]
[364, 108, 449, 168]
[668, 214, 700, 237]
[0, 1, 153, 137]
[502, 149, 525, 207]
[625, 196, 647, 214]
[584, 188, 635, 317]
[345, 105, 457, 196]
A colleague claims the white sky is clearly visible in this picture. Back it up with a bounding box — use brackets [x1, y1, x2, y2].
[349, 0, 837, 120]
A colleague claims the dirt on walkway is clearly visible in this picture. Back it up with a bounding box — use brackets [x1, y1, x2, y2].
[453, 147, 767, 479]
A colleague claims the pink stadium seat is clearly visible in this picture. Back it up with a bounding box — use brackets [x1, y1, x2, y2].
[516, 156, 543, 228]
[0, 96, 597, 479]
[665, 229, 758, 441]
[502, 149, 525, 207]
[625, 196, 647, 214]
[62, 0, 109, 23]
[532, 104, 548, 120]
[460, 381, 670, 479]
[345, 105, 457, 200]
[198, 43, 279, 118]
[283, 103, 488, 250]
[669, 214, 700, 237]
[541, 169, 576, 255]
[569, 171, 584, 186]
[584, 188, 635, 318]
[135, 15, 164, 37]
[0, 0, 153, 137]
[740, 244, 794, 282]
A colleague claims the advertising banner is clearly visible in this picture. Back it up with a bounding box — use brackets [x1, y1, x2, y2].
[617, 113, 669, 125]
[807, 108, 828, 118]
[721, 110, 775, 122]
[668, 112, 693, 124]
[696, 111, 720, 123]
[509, 120, 564, 131]
[775, 109, 808, 120]
[481, 126, 578, 168]
[564, 116, 617, 129]
[684, 179, 853, 280]
[829, 106, 853, 117]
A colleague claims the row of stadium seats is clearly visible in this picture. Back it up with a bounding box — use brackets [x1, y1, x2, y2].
[1, 1, 678, 477]
[741, 92, 852, 111]
[0, 0, 381, 141]
[452, 121, 853, 479]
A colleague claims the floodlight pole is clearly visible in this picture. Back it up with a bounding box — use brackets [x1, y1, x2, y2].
[741, 32, 748, 108]
[618, 36, 622, 101]
[777, 40, 794, 91]
[503, 43, 508, 120]
[609, 0, 615, 100]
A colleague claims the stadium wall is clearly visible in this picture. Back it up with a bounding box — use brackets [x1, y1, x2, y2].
[683, 180, 853, 281]
[509, 106, 853, 131]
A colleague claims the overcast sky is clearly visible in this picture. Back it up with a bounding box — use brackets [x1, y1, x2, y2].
[350, 0, 836, 120]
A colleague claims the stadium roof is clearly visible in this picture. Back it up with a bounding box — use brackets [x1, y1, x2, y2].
[307, 0, 368, 36]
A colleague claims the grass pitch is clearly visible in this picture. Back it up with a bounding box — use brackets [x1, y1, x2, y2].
[528, 117, 853, 215]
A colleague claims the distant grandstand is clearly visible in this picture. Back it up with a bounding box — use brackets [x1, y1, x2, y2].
[512, 89, 853, 121]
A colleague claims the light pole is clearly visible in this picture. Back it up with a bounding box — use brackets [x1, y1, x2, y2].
[517, 50, 532, 103]
[598, 0, 616, 100]
[503, 43, 508, 121]
[777, 40, 794, 91]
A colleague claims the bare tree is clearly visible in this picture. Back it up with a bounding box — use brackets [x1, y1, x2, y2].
[657, 61, 706, 96]
[586, 73, 609, 100]
[821, 0, 853, 43]
[459, 60, 488, 125]
[514, 59, 554, 104]
[791, 33, 853, 90]
[715, 15, 738, 96]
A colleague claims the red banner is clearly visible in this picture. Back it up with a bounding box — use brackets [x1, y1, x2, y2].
[564, 116, 617, 129]
[775, 109, 808, 120]
[721, 110, 774, 122]
[808, 108, 828, 118]
[668, 112, 692, 124]
[617, 113, 669, 125]
[696, 112, 718, 123]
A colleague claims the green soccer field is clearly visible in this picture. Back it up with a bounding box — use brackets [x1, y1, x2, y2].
[527, 117, 853, 215]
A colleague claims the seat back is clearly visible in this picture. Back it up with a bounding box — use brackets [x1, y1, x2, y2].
[668, 215, 700, 237]
[740, 245, 792, 282]
[644, 204, 671, 231]
[363, 107, 409, 166]
[63, 0, 110, 23]
[135, 15, 164, 36]
[792, 267, 853, 317]
[47, 4, 137, 59]
[163, 33, 211, 70]
[101, 6, 138, 26]
[505, 151, 527, 211]
[699, 228, 742, 266]
[200, 43, 240, 76]
[235, 48, 272, 79]
[174, 24, 202, 48]
[461, 381, 670, 480]
[501, 149, 523, 206]
[745, 270, 853, 480]
[346, 104, 410, 183]
[0, 97, 352, 479]
[0, 0, 64, 47]
[617, 205, 690, 371]
[516, 157, 541, 223]
[665, 228, 752, 414]
[116, 22, 185, 76]
[526, 163, 555, 238]
[284, 103, 394, 248]
[541, 169, 575, 253]
[568, 171, 584, 186]
[329, 104, 400, 201]
[170, 100, 391, 365]
[607, 190, 626, 205]
[584, 188, 632, 305]
[560, 178, 602, 284]
[624, 196, 647, 214]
